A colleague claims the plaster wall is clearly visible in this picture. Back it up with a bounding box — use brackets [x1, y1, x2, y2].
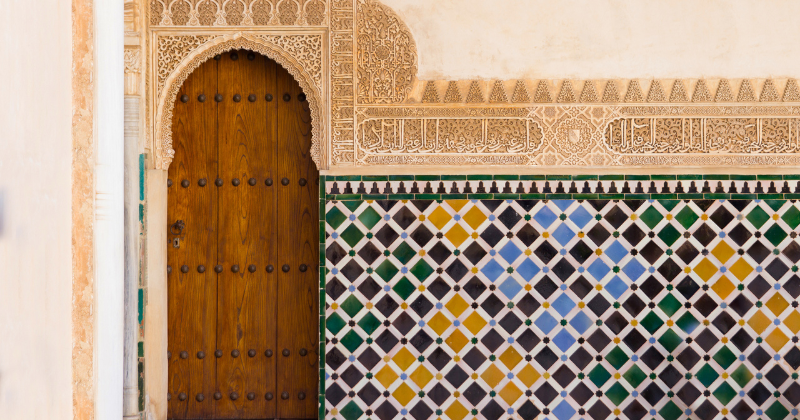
[0, 0, 74, 418]
[383, 0, 800, 80]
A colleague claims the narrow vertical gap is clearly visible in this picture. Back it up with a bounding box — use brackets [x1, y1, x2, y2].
[213, 55, 220, 420]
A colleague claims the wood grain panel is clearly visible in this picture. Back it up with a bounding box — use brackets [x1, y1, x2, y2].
[276, 64, 320, 419]
[168, 58, 218, 420]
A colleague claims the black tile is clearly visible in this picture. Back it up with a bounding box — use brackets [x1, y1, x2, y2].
[480, 400, 504, 420]
[693, 223, 717, 247]
[785, 347, 800, 369]
[587, 224, 611, 246]
[676, 276, 700, 299]
[693, 400, 719, 420]
[463, 277, 488, 300]
[676, 382, 701, 405]
[533, 382, 558, 405]
[517, 401, 542, 420]
[710, 206, 734, 229]
[340, 259, 365, 282]
[694, 329, 719, 352]
[516, 329, 541, 352]
[409, 330, 433, 352]
[341, 365, 364, 388]
[326, 383, 347, 406]
[570, 382, 594, 406]
[623, 329, 646, 352]
[479, 224, 504, 247]
[552, 365, 576, 388]
[747, 241, 771, 263]
[409, 402, 434, 420]
[326, 278, 347, 300]
[516, 294, 540, 317]
[729, 294, 753, 317]
[748, 275, 772, 299]
[392, 206, 417, 230]
[444, 259, 469, 282]
[358, 241, 382, 265]
[374, 330, 399, 353]
[480, 200, 503, 213]
[587, 401, 612, 420]
[693, 294, 718, 317]
[357, 277, 382, 301]
[498, 312, 523, 334]
[587, 330, 611, 352]
[410, 295, 433, 317]
[569, 346, 593, 371]
[357, 347, 381, 370]
[357, 382, 381, 406]
[427, 383, 450, 406]
[657, 259, 683, 281]
[765, 365, 789, 387]
[730, 329, 753, 352]
[570, 240, 594, 264]
[622, 224, 646, 246]
[784, 275, 800, 298]
[534, 276, 559, 299]
[534, 241, 559, 264]
[463, 347, 488, 371]
[639, 241, 664, 265]
[428, 242, 452, 265]
[374, 401, 399, 420]
[462, 383, 487, 406]
[326, 347, 347, 370]
[622, 294, 646, 317]
[375, 224, 399, 247]
[675, 242, 700, 264]
[766, 259, 789, 281]
[427, 277, 451, 300]
[410, 224, 434, 247]
[641, 383, 666, 406]
[462, 242, 488, 265]
[587, 294, 611, 316]
[712, 311, 736, 334]
[729, 401, 754, 420]
[570, 276, 594, 299]
[604, 311, 628, 335]
[640, 276, 665, 299]
[409, 200, 434, 213]
[747, 382, 771, 406]
[445, 365, 469, 388]
[498, 206, 522, 229]
[392, 312, 416, 335]
[728, 224, 753, 247]
[552, 258, 577, 281]
[747, 346, 771, 370]
[427, 347, 452, 371]
[480, 329, 505, 353]
[326, 242, 348, 265]
[782, 240, 800, 263]
[480, 294, 504, 317]
[605, 206, 629, 229]
[641, 347, 666, 370]
[658, 364, 683, 389]
[784, 382, 800, 406]
[676, 347, 701, 370]
[534, 346, 559, 370]
[515, 224, 540, 247]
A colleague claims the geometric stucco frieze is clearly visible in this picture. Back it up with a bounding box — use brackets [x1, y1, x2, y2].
[149, 0, 800, 170]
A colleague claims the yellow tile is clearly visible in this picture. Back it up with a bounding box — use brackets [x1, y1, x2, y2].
[766, 329, 790, 352]
[445, 224, 470, 247]
[516, 364, 541, 387]
[693, 258, 718, 282]
[498, 382, 523, 405]
[446, 294, 469, 317]
[428, 206, 452, 230]
[428, 312, 452, 336]
[712, 241, 736, 264]
[375, 365, 399, 388]
[747, 310, 771, 335]
[499, 347, 523, 370]
[445, 401, 469, 420]
[410, 365, 434, 387]
[766, 294, 789, 316]
[447, 200, 469, 212]
[729, 259, 754, 281]
[446, 329, 469, 353]
[392, 383, 416, 406]
[784, 311, 800, 334]
[463, 312, 488, 335]
[463, 206, 488, 230]
[711, 276, 735, 299]
[480, 364, 505, 388]
[392, 347, 417, 371]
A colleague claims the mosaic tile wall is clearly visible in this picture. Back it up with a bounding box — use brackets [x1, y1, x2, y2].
[321, 176, 800, 420]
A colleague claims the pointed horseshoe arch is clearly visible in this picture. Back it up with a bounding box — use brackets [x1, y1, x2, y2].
[154, 32, 327, 170]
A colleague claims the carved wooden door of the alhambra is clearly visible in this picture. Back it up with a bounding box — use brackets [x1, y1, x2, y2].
[167, 49, 319, 420]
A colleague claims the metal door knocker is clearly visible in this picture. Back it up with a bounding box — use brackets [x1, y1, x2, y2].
[170, 220, 185, 248]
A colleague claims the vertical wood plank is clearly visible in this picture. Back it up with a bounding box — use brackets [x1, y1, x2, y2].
[276, 63, 320, 419]
[167, 58, 218, 420]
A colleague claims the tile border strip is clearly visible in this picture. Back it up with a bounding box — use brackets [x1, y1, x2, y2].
[322, 175, 800, 201]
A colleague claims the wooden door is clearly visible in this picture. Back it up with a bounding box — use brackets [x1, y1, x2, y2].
[167, 49, 319, 420]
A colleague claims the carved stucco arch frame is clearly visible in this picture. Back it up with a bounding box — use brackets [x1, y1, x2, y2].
[154, 31, 327, 170]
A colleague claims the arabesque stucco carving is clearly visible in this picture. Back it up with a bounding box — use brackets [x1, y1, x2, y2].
[150, 0, 800, 170]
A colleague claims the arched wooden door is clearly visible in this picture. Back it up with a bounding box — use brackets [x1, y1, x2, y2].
[167, 49, 319, 420]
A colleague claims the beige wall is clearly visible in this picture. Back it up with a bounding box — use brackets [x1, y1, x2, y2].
[384, 0, 800, 80]
[0, 0, 74, 418]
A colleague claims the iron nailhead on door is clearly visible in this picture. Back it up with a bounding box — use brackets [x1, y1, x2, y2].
[198, 94, 206, 102]
[247, 392, 255, 401]
[213, 392, 222, 400]
[231, 265, 240, 273]
[215, 178, 223, 187]
[167, 393, 171, 401]
[213, 55, 221, 61]
[265, 178, 273, 186]
[214, 349, 223, 358]
[282, 264, 290, 272]
[232, 178, 240, 186]
[178, 393, 187, 401]
[298, 392, 306, 400]
[299, 348, 308, 356]
[179, 351, 188, 359]
[283, 93, 291, 102]
[198, 178, 207, 187]
[248, 265, 257, 273]
[214, 265, 223, 273]
[167, 351, 171, 359]
[197, 265, 205, 273]
[299, 264, 308, 272]
[233, 94, 241, 102]
[197, 351, 205, 359]
[180, 94, 189, 103]
[281, 177, 290, 186]
[181, 179, 190, 188]
[281, 392, 289, 400]
[266, 265, 274, 273]
[214, 93, 223, 102]
[230, 52, 238, 60]
[167, 179, 173, 187]
[298, 93, 306, 102]
[247, 52, 255, 61]
[231, 349, 240, 358]
[167, 265, 172, 274]
[248, 349, 256, 357]
[265, 93, 273, 102]
[282, 349, 290, 357]
[264, 349, 273, 357]
[180, 265, 189, 273]
[196, 393, 204, 402]
[265, 393, 274, 400]
[248, 94, 257, 102]
[248, 178, 257, 186]
[299, 178, 307, 186]
[230, 392, 239, 401]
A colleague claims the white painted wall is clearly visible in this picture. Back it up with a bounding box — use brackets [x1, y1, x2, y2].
[0, 0, 74, 418]
[383, 0, 800, 80]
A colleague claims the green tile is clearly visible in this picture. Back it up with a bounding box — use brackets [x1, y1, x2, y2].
[389, 175, 414, 181]
[441, 194, 468, 200]
[546, 175, 571, 180]
[713, 381, 737, 405]
[624, 194, 650, 200]
[658, 200, 681, 212]
[781, 206, 800, 229]
[520, 174, 546, 180]
[466, 175, 493, 180]
[494, 194, 520, 200]
[393, 277, 416, 300]
[764, 224, 788, 246]
[713, 346, 737, 369]
[765, 401, 790, 420]
[340, 295, 364, 318]
[757, 174, 783, 180]
[375, 260, 399, 282]
[493, 175, 519, 180]
[598, 194, 625, 200]
[327, 313, 347, 335]
[546, 194, 572, 200]
[573, 194, 599, 200]
[414, 194, 440, 200]
[695, 363, 719, 388]
[341, 201, 362, 212]
[326, 206, 347, 229]
[604, 382, 630, 406]
[414, 175, 440, 181]
[639, 206, 664, 229]
[783, 174, 800, 180]
[363, 194, 388, 200]
[659, 401, 683, 420]
[784, 194, 800, 200]
[335, 175, 361, 181]
[357, 206, 382, 230]
[392, 242, 416, 265]
[441, 175, 466, 181]
[765, 199, 786, 212]
[657, 329, 683, 353]
[677, 193, 704, 199]
[467, 194, 493, 200]
[658, 293, 682, 317]
[677, 174, 703, 180]
[588, 364, 611, 387]
[640, 311, 664, 335]
[605, 346, 629, 370]
[410, 259, 435, 281]
[599, 175, 625, 181]
[519, 194, 546, 200]
[651, 175, 676, 180]
[393, 194, 414, 200]
[623, 365, 647, 388]
[357, 312, 381, 336]
[572, 175, 598, 180]
[730, 174, 757, 180]
[340, 328, 365, 352]
[656, 194, 678, 200]
[334, 194, 361, 200]
[731, 194, 758, 200]
[704, 193, 730, 199]
[730, 364, 753, 387]
[758, 194, 784, 200]
[339, 224, 365, 248]
[339, 401, 365, 420]
[675, 206, 699, 229]
[625, 175, 650, 181]
[362, 175, 388, 182]
[746, 205, 771, 229]
[703, 174, 730, 180]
